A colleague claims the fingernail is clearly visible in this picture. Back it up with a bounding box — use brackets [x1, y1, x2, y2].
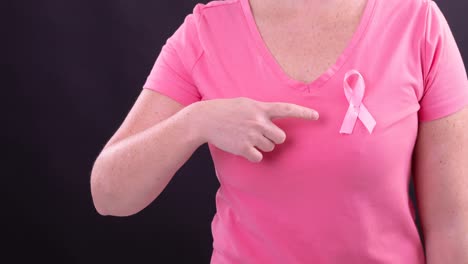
[312, 111, 319, 120]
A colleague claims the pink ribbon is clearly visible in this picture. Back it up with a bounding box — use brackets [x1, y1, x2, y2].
[339, 70, 376, 134]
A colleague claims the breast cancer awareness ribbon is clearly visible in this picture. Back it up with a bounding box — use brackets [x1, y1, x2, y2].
[339, 70, 376, 134]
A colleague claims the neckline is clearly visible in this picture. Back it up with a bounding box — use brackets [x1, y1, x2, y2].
[240, 0, 376, 91]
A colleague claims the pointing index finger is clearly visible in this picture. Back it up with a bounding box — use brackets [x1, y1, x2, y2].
[264, 102, 319, 120]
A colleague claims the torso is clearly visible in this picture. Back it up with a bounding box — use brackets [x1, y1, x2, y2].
[248, 0, 368, 84]
[158, 0, 431, 262]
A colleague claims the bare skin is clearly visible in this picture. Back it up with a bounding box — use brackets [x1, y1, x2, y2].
[91, 0, 365, 217]
[249, 0, 367, 83]
[413, 108, 468, 263]
[90, 94, 318, 216]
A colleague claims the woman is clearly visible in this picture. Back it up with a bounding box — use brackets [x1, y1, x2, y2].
[90, 0, 468, 262]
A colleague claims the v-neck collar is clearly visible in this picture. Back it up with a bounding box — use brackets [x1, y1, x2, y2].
[240, 0, 376, 92]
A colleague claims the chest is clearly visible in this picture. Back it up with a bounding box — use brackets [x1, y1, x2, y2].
[251, 4, 365, 84]
[200, 2, 423, 197]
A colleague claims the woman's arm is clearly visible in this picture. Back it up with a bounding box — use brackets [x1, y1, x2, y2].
[412, 107, 468, 263]
[90, 89, 205, 217]
[90, 89, 317, 217]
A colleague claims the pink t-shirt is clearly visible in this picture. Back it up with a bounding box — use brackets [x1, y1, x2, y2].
[143, 0, 468, 262]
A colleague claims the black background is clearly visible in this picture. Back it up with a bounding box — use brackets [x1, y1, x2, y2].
[3, 0, 467, 263]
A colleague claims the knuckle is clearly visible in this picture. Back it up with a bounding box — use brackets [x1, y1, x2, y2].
[300, 110, 307, 119]
[266, 143, 275, 152]
[240, 144, 252, 155]
[242, 97, 254, 105]
[256, 138, 274, 152]
[240, 143, 250, 151]
[271, 128, 286, 144]
[257, 101, 269, 113]
[246, 130, 258, 141]
[236, 97, 249, 106]
[251, 121, 264, 131]
[244, 150, 255, 161]
[283, 104, 293, 114]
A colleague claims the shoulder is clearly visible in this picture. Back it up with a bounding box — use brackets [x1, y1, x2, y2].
[192, 0, 241, 18]
[374, 0, 433, 21]
[170, 0, 242, 43]
[185, 0, 246, 49]
[378, 0, 432, 11]
[370, 0, 441, 45]
[202, 0, 239, 9]
[182, 0, 243, 39]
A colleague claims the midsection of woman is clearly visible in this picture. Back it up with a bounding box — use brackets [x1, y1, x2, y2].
[142, 0, 468, 262]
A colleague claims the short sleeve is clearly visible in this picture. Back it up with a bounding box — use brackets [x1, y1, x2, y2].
[142, 4, 204, 107]
[418, 1, 468, 122]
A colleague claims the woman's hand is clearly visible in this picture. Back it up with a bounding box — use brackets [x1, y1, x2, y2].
[189, 97, 319, 162]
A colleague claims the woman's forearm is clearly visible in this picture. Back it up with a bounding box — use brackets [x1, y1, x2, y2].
[90, 103, 205, 217]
